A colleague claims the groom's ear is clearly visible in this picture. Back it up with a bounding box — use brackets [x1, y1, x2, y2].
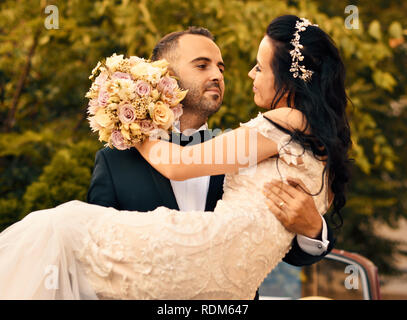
[166, 62, 181, 78]
[167, 67, 176, 76]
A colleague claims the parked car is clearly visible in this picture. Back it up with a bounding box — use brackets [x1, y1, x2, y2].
[259, 249, 381, 300]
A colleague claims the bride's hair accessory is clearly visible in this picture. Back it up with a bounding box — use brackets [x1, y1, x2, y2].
[289, 18, 318, 82]
[86, 54, 188, 150]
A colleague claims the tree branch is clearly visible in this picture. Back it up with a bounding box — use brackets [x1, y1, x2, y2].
[2, 29, 41, 132]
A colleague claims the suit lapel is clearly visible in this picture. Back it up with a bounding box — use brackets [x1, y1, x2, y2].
[205, 174, 225, 211]
[202, 129, 225, 211]
[148, 165, 179, 210]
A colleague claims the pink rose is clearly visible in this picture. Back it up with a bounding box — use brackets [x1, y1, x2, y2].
[157, 76, 178, 94]
[171, 104, 183, 120]
[112, 71, 132, 80]
[110, 130, 129, 150]
[118, 104, 136, 124]
[137, 119, 158, 134]
[161, 91, 178, 106]
[97, 87, 109, 107]
[134, 80, 151, 97]
[95, 71, 108, 86]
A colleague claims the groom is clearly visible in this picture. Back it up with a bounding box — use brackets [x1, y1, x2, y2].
[87, 27, 334, 299]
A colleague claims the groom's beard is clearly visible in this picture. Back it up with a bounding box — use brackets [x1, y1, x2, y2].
[178, 79, 223, 119]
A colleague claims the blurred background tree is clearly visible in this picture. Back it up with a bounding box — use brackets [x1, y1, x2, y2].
[0, 0, 406, 275]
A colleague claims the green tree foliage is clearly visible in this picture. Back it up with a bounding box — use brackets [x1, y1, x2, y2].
[0, 0, 406, 274]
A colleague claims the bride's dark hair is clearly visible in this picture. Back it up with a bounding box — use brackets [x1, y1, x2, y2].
[265, 15, 352, 228]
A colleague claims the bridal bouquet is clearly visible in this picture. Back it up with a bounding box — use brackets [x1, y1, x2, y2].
[86, 53, 187, 150]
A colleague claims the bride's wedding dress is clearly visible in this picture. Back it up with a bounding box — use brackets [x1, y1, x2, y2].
[0, 114, 328, 299]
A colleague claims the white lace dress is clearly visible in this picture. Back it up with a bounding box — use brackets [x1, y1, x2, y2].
[0, 113, 329, 299]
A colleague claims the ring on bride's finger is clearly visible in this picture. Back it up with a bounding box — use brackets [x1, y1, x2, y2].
[278, 201, 285, 209]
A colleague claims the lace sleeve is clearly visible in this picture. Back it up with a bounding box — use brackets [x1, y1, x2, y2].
[240, 112, 306, 166]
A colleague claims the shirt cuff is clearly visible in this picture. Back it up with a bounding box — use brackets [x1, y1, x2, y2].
[296, 214, 329, 256]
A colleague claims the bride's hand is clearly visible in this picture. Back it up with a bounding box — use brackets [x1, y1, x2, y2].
[262, 178, 323, 239]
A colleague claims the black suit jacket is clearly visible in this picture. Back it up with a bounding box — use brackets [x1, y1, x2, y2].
[87, 131, 335, 299]
[87, 146, 224, 212]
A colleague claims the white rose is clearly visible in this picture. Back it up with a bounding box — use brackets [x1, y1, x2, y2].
[105, 53, 124, 71]
[130, 62, 149, 79]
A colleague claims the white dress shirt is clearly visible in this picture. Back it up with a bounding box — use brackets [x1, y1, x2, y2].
[170, 123, 211, 212]
[170, 123, 329, 256]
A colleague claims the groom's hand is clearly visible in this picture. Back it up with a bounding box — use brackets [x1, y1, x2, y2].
[262, 178, 323, 239]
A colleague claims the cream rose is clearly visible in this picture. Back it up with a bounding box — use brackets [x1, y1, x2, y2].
[94, 108, 114, 129]
[151, 59, 170, 72]
[98, 127, 112, 143]
[88, 115, 102, 133]
[129, 122, 142, 136]
[87, 99, 99, 115]
[121, 124, 131, 141]
[150, 89, 160, 101]
[151, 102, 174, 130]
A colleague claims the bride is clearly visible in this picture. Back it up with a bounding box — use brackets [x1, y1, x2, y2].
[0, 16, 351, 299]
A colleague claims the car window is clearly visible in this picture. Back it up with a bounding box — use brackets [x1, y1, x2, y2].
[259, 257, 369, 300]
[259, 262, 302, 299]
[301, 258, 365, 299]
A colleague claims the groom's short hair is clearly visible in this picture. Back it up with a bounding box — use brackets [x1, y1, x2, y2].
[151, 26, 214, 61]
